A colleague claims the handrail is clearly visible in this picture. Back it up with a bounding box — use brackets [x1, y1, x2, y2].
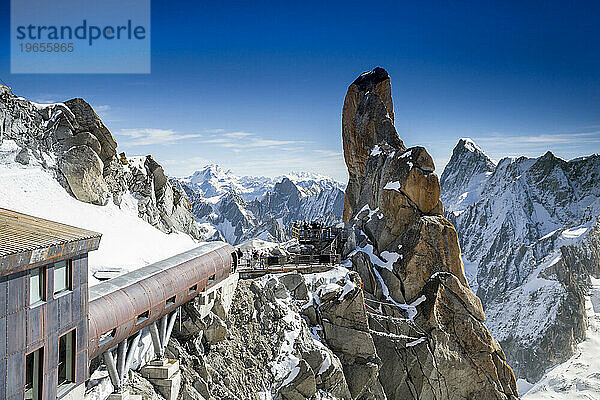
[240, 253, 341, 269]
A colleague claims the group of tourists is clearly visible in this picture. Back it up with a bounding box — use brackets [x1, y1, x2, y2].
[238, 249, 269, 269]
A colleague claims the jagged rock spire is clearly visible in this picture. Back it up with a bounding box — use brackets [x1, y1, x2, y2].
[342, 67, 406, 220]
[342, 68, 519, 399]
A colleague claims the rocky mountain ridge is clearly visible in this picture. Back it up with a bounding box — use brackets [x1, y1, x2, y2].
[0, 84, 200, 240]
[441, 138, 600, 385]
[172, 166, 345, 244]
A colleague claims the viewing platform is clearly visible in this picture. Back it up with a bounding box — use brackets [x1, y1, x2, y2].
[238, 253, 341, 279]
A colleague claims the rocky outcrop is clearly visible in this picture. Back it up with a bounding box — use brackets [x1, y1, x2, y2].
[342, 67, 405, 221]
[63, 98, 118, 165]
[0, 85, 200, 239]
[158, 268, 386, 400]
[442, 138, 600, 383]
[341, 68, 518, 399]
[59, 145, 110, 205]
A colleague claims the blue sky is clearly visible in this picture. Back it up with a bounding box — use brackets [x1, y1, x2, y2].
[1, 0, 599, 182]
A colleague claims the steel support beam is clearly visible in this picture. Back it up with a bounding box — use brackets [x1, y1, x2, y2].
[103, 350, 121, 392]
[164, 308, 178, 353]
[123, 331, 142, 381]
[150, 321, 162, 359]
[159, 314, 168, 353]
[116, 340, 127, 383]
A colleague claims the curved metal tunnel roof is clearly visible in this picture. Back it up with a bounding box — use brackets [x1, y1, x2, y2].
[87, 241, 235, 360]
[89, 241, 229, 300]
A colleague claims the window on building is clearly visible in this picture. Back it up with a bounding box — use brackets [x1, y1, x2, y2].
[99, 328, 116, 345]
[188, 284, 198, 295]
[54, 260, 72, 295]
[58, 330, 75, 390]
[25, 347, 43, 400]
[207, 274, 215, 285]
[29, 267, 45, 306]
[136, 310, 150, 325]
[165, 295, 176, 308]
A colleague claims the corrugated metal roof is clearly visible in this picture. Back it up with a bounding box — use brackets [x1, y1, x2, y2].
[0, 208, 101, 257]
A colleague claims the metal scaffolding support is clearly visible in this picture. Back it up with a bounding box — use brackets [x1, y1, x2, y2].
[116, 340, 127, 384]
[164, 309, 178, 352]
[103, 350, 121, 392]
[159, 314, 168, 354]
[103, 307, 181, 393]
[123, 331, 142, 380]
[149, 321, 162, 358]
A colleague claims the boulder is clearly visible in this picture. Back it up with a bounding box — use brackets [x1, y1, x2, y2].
[15, 147, 30, 165]
[59, 131, 102, 156]
[58, 145, 109, 205]
[278, 359, 317, 400]
[64, 98, 117, 164]
[203, 313, 228, 345]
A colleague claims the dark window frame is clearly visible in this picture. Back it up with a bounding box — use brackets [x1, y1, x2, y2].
[188, 284, 198, 295]
[136, 310, 150, 325]
[99, 328, 116, 346]
[29, 266, 46, 307]
[25, 345, 44, 400]
[53, 259, 73, 296]
[165, 295, 176, 308]
[207, 274, 216, 285]
[57, 328, 76, 392]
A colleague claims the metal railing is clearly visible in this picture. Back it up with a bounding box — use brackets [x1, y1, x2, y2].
[239, 253, 341, 270]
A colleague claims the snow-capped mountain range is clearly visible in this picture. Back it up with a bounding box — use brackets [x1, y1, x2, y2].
[441, 138, 600, 393]
[172, 164, 346, 244]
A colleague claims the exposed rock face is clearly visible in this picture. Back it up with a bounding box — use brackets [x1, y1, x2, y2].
[342, 67, 406, 221]
[59, 145, 110, 205]
[159, 269, 386, 400]
[0, 85, 200, 240]
[442, 138, 600, 383]
[63, 98, 118, 165]
[342, 68, 518, 399]
[439, 138, 495, 212]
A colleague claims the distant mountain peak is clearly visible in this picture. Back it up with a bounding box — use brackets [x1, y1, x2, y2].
[458, 137, 485, 154]
[171, 167, 345, 245]
[441, 139, 497, 213]
[444, 143, 600, 384]
[454, 138, 494, 162]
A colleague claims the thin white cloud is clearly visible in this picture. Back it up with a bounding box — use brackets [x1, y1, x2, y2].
[474, 131, 600, 146]
[222, 131, 253, 138]
[315, 149, 343, 158]
[118, 128, 203, 146]
[31, 94, 62, 104]
[92, 104, 112, 121]
[94, 105, 111, 113]
[201, 138, 231, 144]
[161, 156, 213, 175]
[196, 130, 307, 150]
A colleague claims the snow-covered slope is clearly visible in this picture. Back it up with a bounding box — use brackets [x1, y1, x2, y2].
[0, 86, 204, 286]
[441, 138, 600, 387]
[0, 140, 198, 286]
[172, 166, 345, 244]
[522, 277, 600, 399]
[179, 164, 273, 202]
